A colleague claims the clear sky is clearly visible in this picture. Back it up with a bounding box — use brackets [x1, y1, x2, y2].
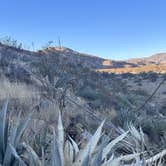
[0, 0, 166, 60]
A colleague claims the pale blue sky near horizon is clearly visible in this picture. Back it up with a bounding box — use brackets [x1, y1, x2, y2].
[0, 0, 166, 60]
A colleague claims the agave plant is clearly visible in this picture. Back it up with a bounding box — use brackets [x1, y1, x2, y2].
[0, 98, 36, 166]
[38, 112, 142, 166]
[47, 112, 166, 166]
[1, 98, 166, 166]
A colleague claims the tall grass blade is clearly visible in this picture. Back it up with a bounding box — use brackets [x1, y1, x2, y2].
[15, 110, 34, 147]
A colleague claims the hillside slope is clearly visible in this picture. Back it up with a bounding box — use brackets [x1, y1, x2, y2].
[0, 43, 166, 140]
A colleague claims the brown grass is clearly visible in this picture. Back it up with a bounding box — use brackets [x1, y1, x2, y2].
[0, 78, 39, 102]
[97, 64, 166, 74]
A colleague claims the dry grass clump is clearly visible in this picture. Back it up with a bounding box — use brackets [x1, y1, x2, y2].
[97, 64, 166, 74]
[0, 79, 38, 100]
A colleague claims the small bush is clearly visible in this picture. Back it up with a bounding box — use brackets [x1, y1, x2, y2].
[77, 87, 99, 101]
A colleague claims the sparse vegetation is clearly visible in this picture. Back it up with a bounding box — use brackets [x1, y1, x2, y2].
[2, 99, 166, 166]
[0, 40, 166, 165]
[0, 78, 37, 100]
[0, 36, 23, 49]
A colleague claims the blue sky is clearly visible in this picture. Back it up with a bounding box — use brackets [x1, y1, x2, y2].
[0, 0, 166, 59]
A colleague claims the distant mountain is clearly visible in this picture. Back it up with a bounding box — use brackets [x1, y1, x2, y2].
[0, 42, 166, 74]
[39, 46, 105, 69]
[40, 46, 140, 69]
[127, 53, 166, 65]
[41, 47, 166, 73]
[98, 53, 166, 74]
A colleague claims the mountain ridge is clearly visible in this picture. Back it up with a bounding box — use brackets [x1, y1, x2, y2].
[0, 42, 166, 73]
[40, 46, 166, 70]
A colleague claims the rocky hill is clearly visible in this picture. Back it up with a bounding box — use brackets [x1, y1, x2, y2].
[41, 47, 166, 74]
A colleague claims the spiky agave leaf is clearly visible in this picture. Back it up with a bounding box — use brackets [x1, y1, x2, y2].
[21, 142, 41, 166]
[145, 149, 166, 165]
[69, 136, 79, 161]
[0, 98, 9, 161]
[41, 147, 45, 166]
[102, 131, 129, 160]
[14, 110, 34, 147]
[103, 153, 141, 166]
[81, 153, 89, 166]
[8, 144, 26, 166]
[76, 120, 105, 165]
[3, 143, 14, 165]
[3, 109, 35, 166]
[129, 124, 142, 142]
[127, 124, 146, 153]
[139, 127, 145, 143]
[91, 146, 103, 166]
[10, 111, 22, 146]
[51, 127, 61, 166]
[88, 120, 105, 155]
[57, 111, 64, 166]
[91, 134, 110, 166]
[64, 140, 73, 166]
[3, 120, 24, 165]
[134, 152, 143, 166]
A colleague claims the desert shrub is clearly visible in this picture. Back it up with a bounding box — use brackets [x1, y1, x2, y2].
[133, 88, 149, 96]
[113, 109, 138, 129]
[34, 55, 60, 84]
[88, 95, 112, 110]
[140, 72, 159, 82]
[0, 79, 37, 101]
[0, 48, 16, 68]
[148, 72, 159, 82]
[41, 41, 54, 50]
[139, 72, 148, 79]
[116, 95, 132, 108]
[77, 87, 99, 101]
[139, 118, 166, 145]
[0, 36, 22, 49]
[101, 72, 114, 79]
[160, 104, 166, 116]
[120, 73, 134, 79]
